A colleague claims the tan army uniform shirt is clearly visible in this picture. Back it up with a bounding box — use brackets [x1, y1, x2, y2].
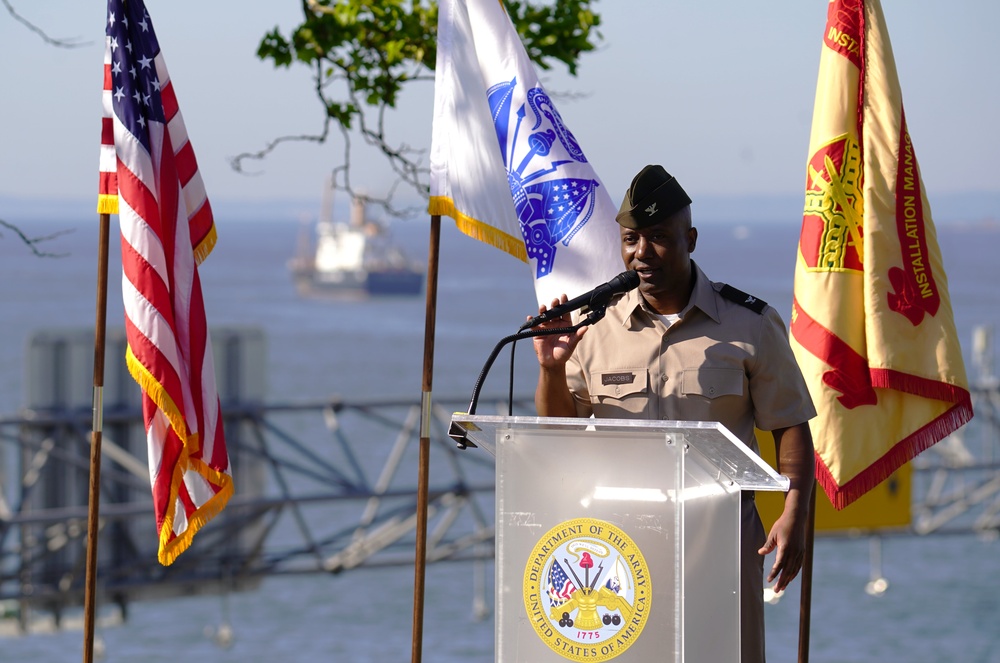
[564, 260, 815, 663]
[565, 261, 816, 452]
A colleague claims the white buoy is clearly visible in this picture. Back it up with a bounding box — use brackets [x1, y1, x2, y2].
[864, 537, 890, 596]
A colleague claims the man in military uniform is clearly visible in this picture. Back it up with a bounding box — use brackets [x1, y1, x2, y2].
[531, 164, 817, 663]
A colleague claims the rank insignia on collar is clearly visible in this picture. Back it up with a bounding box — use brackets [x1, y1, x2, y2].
[719, 284, 767, 314]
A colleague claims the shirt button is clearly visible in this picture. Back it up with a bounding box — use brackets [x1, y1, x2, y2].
[709, 387, 716, 395]
[661, 375, 668, 382]
[615, 386, 621, 395]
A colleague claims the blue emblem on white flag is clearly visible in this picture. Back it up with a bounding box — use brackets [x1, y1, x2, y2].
[488, 77, 601, 279]
[430, 0, 622, 305]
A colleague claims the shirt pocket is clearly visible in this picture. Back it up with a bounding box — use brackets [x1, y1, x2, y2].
[588, 368, 650, 417]
[681, 367, 744, 400]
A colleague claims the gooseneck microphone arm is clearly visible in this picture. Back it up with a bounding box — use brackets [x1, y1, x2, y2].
[451, 307, 608, 449]
[451, 271, 640, 449]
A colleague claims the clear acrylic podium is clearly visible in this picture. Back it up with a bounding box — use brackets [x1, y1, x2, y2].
[449, 414, 789, 663]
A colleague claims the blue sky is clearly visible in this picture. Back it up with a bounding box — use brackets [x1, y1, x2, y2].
[1, 0, 997, 222]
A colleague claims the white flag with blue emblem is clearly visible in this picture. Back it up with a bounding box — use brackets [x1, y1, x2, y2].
[429, 0, 621, 305]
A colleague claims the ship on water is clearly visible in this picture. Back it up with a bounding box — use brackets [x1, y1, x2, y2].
[289, 187, 424, 297]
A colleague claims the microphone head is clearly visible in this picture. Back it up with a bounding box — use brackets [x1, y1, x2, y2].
[591, 270, 640, 307]
[518, 270, 640, 332]
[616, 270, 640, 290]
[606, 270, 639, 294]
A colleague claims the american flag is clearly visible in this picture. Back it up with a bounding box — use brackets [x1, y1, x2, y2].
[546, 559, 577, 607]
[99, 0, 232, 565]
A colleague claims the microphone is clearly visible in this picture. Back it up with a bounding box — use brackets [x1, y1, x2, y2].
[519, 270, 640, 331]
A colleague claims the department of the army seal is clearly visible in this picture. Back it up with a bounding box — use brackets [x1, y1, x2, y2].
[522, 518, 651, 661]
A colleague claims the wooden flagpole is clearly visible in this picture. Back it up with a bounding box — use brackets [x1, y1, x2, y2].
[797, 484, 818, 663]
[82, 212, 111, 663]
[411, 214, 441, 663]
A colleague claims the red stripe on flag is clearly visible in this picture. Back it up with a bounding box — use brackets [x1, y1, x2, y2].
[207, 401, 228, 470]
[156, 130, 182, 286]
[101, 117, 114, 146]
[160, 81, 178, 123]
[145, 394, 184, 529]
[98, 171, 118, 198]
[179, 482, 197, 518]
[120, 237, 178, 333]
[116, 157, 166, 246]
[175, 140, 197, 188]
[184, 269, 209, 455]
[120, 289, 185, 415]
[188, 201, 214, 255]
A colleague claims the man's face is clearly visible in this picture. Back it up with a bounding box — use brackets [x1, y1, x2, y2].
[619, 209, 697, 300]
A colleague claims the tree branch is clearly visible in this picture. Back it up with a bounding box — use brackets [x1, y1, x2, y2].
[243, 0, 601, 220]
[3, 0, 90, 48]
[0, 218, 72, 257]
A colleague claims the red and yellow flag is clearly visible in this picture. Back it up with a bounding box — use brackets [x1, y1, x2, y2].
[790, 0, 973, 510]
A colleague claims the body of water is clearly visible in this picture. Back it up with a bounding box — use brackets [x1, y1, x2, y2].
[1, 211, 998, 662]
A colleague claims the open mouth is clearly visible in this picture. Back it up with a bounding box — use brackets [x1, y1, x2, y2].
[633, 265, 657, 279]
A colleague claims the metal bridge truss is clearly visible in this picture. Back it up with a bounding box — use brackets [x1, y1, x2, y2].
[1, 386, 998, 631]
[0, 393, 526, 631]
[911, 384, 1000, 537]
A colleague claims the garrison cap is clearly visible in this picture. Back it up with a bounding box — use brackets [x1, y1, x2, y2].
[615, 164, 692, 229]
